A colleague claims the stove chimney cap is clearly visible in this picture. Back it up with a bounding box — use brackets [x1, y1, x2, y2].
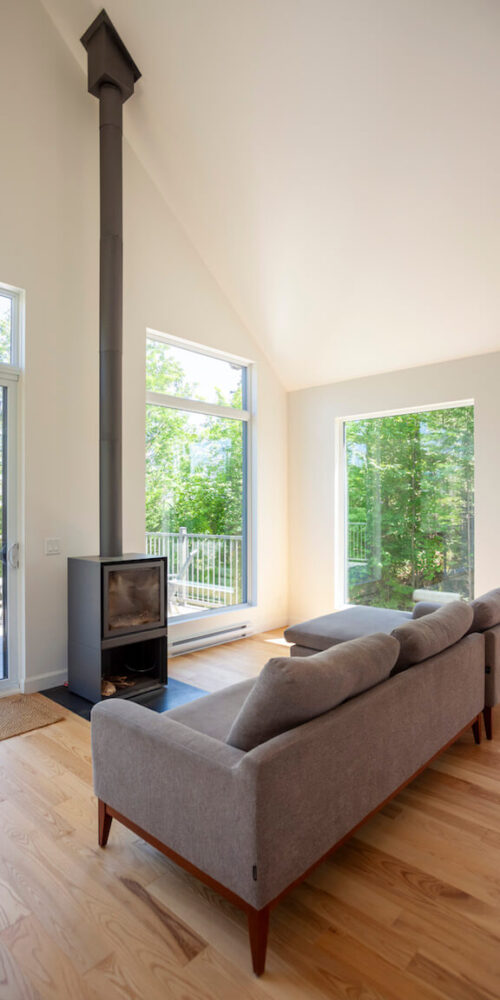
[81, 8, 141, 102]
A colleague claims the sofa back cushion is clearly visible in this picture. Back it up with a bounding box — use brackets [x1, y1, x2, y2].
[225, 632, 400, 751]
[392, 601, 473, 671]
[411, 601, 444, 620]
[470, 588, 500, 632]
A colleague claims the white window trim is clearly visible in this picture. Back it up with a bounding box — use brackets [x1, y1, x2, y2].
[335, 398, 475, 609]
[147, 327, 252, 367]
[146, 330, 256, 624]
[0, 282, 23, 369]
[146, 390, 249, 423]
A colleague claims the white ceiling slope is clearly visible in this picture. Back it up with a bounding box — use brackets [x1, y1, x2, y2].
[41, 0, 500, 390]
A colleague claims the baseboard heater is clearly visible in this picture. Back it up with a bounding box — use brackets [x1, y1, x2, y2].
[169, 623, 250, 656]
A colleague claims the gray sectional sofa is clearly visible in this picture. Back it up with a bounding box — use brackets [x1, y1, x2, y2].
[285, 586, 500, 739]
[92, 600, 484, 975]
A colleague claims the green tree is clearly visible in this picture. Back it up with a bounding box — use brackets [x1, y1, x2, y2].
[346, 406, 474, 610]
[0, 302, 10, 362]
[145, 342, 245, 603]
[145, 341, 243, 536]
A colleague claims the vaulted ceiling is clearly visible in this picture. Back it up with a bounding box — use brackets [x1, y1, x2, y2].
[42, 0, 500, 389]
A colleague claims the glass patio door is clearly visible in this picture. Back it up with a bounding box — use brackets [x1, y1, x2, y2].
[0, 379, 19, 690]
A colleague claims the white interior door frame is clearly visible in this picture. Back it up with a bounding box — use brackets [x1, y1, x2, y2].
[0, 371, 22, 694]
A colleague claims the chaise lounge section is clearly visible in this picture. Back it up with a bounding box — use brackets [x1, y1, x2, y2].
[285, 588, 500, 738]
[284, 604, 412, 656]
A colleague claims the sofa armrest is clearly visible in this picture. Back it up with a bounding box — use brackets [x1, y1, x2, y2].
[92, 697, 242, 774]
[91, 699, 257, 903]
[484, 624, 500, 707]
[412, 600, 446, 619]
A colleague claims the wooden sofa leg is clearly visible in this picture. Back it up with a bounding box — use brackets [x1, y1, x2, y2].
[472, 717, 481, 745]
[247, 906, 270, 976]
[98, 799, 113, 847]
[483, 706, 493, 741]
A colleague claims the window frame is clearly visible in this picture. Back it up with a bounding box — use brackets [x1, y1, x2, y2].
[145, 329, 255, 620]
[335, 398, 475, 609]
[0, 281, 24, 693]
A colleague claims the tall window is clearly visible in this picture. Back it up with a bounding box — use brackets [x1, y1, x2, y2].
[343, 404, 474, 610]
[145, 334, 250, 618]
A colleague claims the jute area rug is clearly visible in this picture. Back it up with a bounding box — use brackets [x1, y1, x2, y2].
[0, 693, 64, 741]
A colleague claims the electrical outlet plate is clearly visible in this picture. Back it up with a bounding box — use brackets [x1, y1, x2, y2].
[44, 538, 61, 556]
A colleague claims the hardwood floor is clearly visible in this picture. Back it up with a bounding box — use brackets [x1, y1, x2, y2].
[168, 628, 291, 692]
[1, 629, 500, 998]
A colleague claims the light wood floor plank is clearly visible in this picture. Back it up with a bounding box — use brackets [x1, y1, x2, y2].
[0, 935, 43, 1000]
[395, 906, 500, 1000]
[0, 803, 112, 975]
[0, 916, 102, 1000]
[0, 877, 30, 934]
[0, 803, 207, 978]
[281, 883, 414, 970]
[84, 945, 220, 1000]
[354, 812, 500, 906]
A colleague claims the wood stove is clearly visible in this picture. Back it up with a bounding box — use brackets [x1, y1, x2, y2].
[68, 554, 167, 703]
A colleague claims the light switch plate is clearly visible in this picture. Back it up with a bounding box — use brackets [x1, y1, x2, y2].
[44, 538, 61, 556]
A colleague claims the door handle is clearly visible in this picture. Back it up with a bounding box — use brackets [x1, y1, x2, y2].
[7, 543, 19, 569]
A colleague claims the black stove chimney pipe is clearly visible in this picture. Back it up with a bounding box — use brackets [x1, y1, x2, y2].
[81, 10, 141, 557]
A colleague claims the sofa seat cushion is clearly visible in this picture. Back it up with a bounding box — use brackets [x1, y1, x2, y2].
[470, 588, 500, 632]
[284, 606, 411, 652]
[392, 601, 474, 671]
[226, 632, 400, 751]
[165, 678, 255, 741]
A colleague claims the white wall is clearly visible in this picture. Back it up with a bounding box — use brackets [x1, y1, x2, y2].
[0, 0, 287, 691]
[288, 352, 500, 624]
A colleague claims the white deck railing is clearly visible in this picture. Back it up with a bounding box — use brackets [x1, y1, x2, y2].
[146, 528, 243, 608]
[348, 522, 367, 562]
[146, 524, 364, 609]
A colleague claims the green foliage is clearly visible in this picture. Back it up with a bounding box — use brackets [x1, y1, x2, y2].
[145, 342, 244, 536]
[346, 407, 474, 610]
[0, 307, 10, 363]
